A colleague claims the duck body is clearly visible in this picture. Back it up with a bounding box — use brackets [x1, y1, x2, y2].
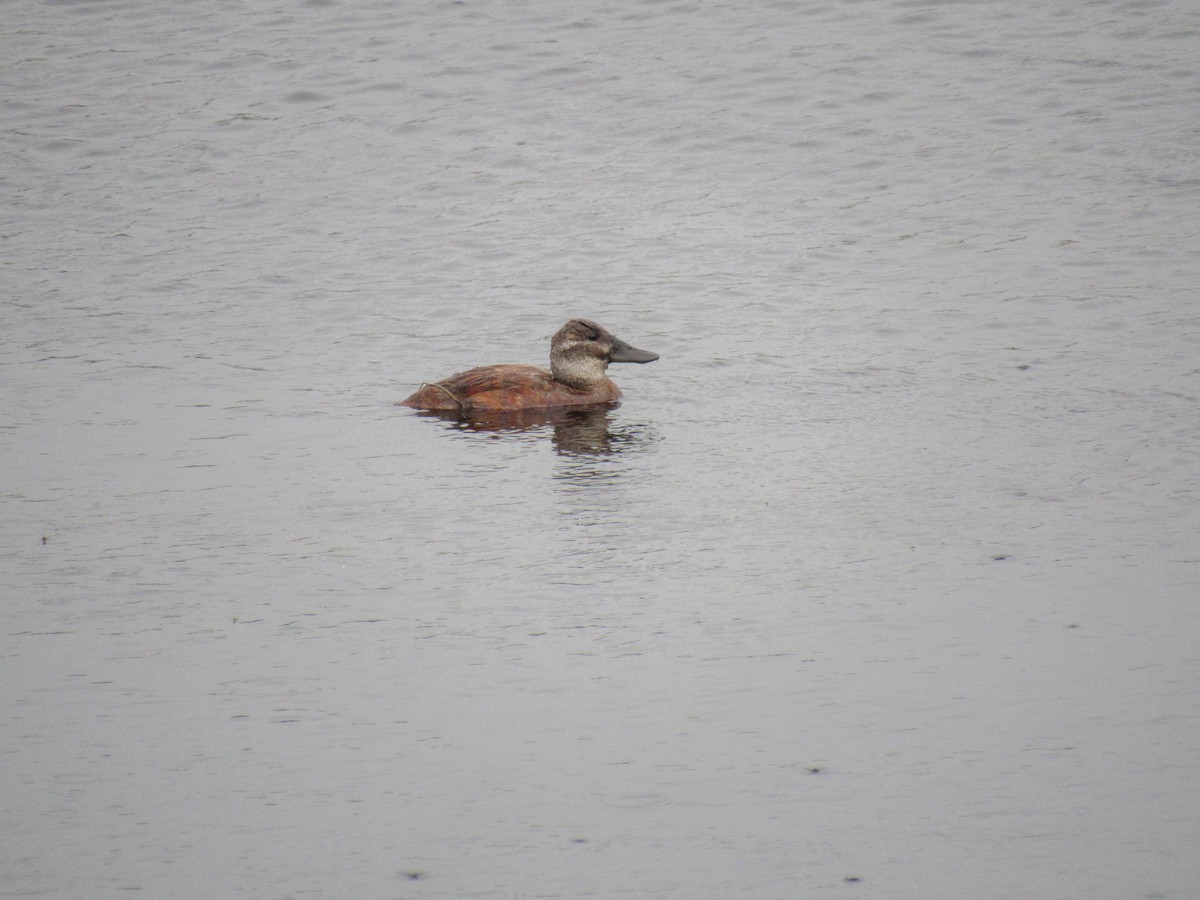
[401, 319, 657, 412]
[401, 363, 620, 411]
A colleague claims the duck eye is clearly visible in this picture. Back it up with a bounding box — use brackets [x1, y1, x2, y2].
[586, 330, 599, 341]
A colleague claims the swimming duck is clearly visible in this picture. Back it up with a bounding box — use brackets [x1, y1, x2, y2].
[400, 318, 658, 411]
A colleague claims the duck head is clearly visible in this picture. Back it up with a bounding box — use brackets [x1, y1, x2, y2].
[550, 319, 659, 388]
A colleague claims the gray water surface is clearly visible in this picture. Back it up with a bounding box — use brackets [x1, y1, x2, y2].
[3, 1, 1199, 898]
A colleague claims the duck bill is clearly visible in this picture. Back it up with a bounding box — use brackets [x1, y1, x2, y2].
[608, 336, 659, 364]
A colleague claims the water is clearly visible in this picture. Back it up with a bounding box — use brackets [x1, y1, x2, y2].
[3, 1, 1198, 897]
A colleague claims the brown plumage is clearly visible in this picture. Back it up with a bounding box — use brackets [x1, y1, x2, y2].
[400, 319, 658, 412]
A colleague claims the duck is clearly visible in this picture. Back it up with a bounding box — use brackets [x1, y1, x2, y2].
[400, 318, 658, 411]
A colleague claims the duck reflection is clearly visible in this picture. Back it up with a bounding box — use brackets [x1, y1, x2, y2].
[409, 403, 647, 457]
